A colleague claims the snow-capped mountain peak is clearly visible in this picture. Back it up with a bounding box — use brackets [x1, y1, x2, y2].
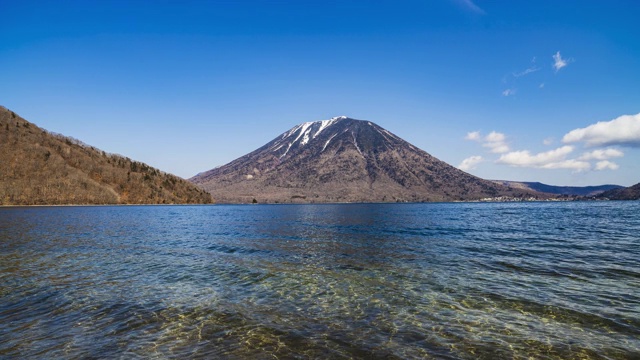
[191, 116, 539, 203]
[271, 116, 358, 156]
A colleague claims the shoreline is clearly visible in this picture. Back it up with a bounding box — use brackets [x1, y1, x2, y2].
[1, 198, 629, 208]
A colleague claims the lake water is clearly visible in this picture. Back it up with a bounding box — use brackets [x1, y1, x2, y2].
[1, 202, 639, 359]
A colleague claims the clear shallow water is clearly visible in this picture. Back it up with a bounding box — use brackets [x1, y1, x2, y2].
[1, 202, 639, 359]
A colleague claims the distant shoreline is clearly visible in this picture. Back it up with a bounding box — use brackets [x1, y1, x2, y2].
[2, 198, 633, 208]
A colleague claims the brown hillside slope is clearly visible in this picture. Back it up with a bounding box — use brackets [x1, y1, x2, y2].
[0, 107, 212, 205]
[597, 182, 640, 200]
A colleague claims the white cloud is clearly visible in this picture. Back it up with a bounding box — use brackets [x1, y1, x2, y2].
[458, 155, 483, 171]
[553, 51, 571, 72]
[485, 131, 505, 142]
[495, 144, 623, 173]
[540, 159, 591, 171]
[465, 131, 481, 141]
[497, 145, 582, 169]
[595, 160, 619, 171]
[466, 116, 631, 174]
[483, 131, 509, 153]
[562, 113, 640, 147]
[578, 148, 624, 161]
[502, 88, 516, 96]
[465, 130, 510, 153]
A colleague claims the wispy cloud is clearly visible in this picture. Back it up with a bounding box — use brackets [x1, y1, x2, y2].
[562, 113, 640, 147]
[501, 52, 571, 96]
[454, 0, 486, 15]
[552, 51, 572, 72]
[502, 88, 516, 97]
[458, 155, 484, 171]
[501, 57, 542, 96]
[513, 66, 540, 78]
[543, 137, 554, 145]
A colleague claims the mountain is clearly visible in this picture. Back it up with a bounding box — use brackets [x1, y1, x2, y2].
[0, 106, 213, 205]
[597, 182, 640, 200]
[191, 116, 543, 203]
[493, 181, 623, 197]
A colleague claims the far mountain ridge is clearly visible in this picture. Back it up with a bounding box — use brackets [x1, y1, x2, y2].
[493, 180, 623, 197]
[597, 182, 640, 200]
[191, 116, 544, 203]
[0, 106, 213, 205]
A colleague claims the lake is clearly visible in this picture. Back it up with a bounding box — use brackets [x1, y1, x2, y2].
[1, 202, 639, 359]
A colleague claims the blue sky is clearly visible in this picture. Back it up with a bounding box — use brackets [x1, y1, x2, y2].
[1, 0, 639, 186]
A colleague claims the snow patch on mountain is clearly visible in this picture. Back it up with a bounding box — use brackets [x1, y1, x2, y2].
[352, 132, 364, 157]
[273, 116, 350, 155]
[292, 122, 313, 144]
[280, 142, 294, 158]
[322, 133, 338, 152]
[301, 127, 312, 145]
[315, 117, 341, 138]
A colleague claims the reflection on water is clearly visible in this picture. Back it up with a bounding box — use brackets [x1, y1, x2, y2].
[1, 202, 639, 359]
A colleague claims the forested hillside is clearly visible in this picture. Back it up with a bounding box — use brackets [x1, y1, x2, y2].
[0, 106, 213, 205]
[598, 182, 640, 200]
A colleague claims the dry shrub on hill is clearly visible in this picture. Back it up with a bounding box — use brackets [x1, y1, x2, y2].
[0, 107, 212, 205]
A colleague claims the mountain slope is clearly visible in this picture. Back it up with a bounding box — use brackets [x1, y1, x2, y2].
[597, 182, 640, 200]
[0, 106, 213, 205]
[191, 116, 542, 203]
[494, 181, 623, 196]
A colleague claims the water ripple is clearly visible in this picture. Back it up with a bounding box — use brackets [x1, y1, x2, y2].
[1, 202, 639, 359]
